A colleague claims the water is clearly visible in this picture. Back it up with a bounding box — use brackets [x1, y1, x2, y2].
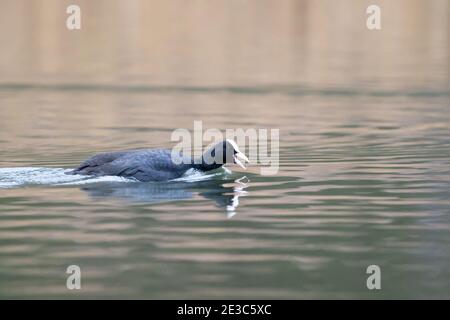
[0, 0, 449, 299]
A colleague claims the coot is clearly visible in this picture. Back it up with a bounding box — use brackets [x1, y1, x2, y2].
[67, 139, 249, 182]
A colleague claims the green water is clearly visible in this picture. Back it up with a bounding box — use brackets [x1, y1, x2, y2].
[0, 0, 449, 299]
[1, 87, 449, 299]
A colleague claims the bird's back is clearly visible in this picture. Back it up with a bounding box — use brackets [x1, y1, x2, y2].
[69, 149, 191, 181]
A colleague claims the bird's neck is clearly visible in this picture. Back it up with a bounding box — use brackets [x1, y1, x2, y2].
[192, 157, 223, 172]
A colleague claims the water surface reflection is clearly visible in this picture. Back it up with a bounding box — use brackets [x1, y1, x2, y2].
[80, 176, 250, 216]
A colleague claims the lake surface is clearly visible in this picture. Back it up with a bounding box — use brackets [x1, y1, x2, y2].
[0, 0, 449, 299]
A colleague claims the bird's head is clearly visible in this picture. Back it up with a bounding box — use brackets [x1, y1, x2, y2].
[202, 139, 250, 170]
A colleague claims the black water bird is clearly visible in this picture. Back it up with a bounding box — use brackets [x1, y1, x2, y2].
[68, 139, 249, 182]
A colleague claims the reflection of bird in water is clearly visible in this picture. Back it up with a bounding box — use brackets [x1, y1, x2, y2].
[80, 176, 250, 217]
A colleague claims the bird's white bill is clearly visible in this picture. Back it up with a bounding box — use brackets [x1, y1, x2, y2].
[234, 152, 250, 169]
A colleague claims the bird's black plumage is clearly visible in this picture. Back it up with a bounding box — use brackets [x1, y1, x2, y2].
[68, 149, 190, 181]
[67, 140, 248, 182]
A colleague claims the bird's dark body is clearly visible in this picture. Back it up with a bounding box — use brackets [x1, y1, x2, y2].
[68, 140, 246, 182]
[68, 149, 194, 182]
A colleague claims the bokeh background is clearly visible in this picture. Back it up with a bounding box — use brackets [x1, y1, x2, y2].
[1, 0, 448, 88]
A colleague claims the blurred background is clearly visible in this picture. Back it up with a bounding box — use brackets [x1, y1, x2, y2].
[0, 0, 449, 299]
[0, 0, 448, 89]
